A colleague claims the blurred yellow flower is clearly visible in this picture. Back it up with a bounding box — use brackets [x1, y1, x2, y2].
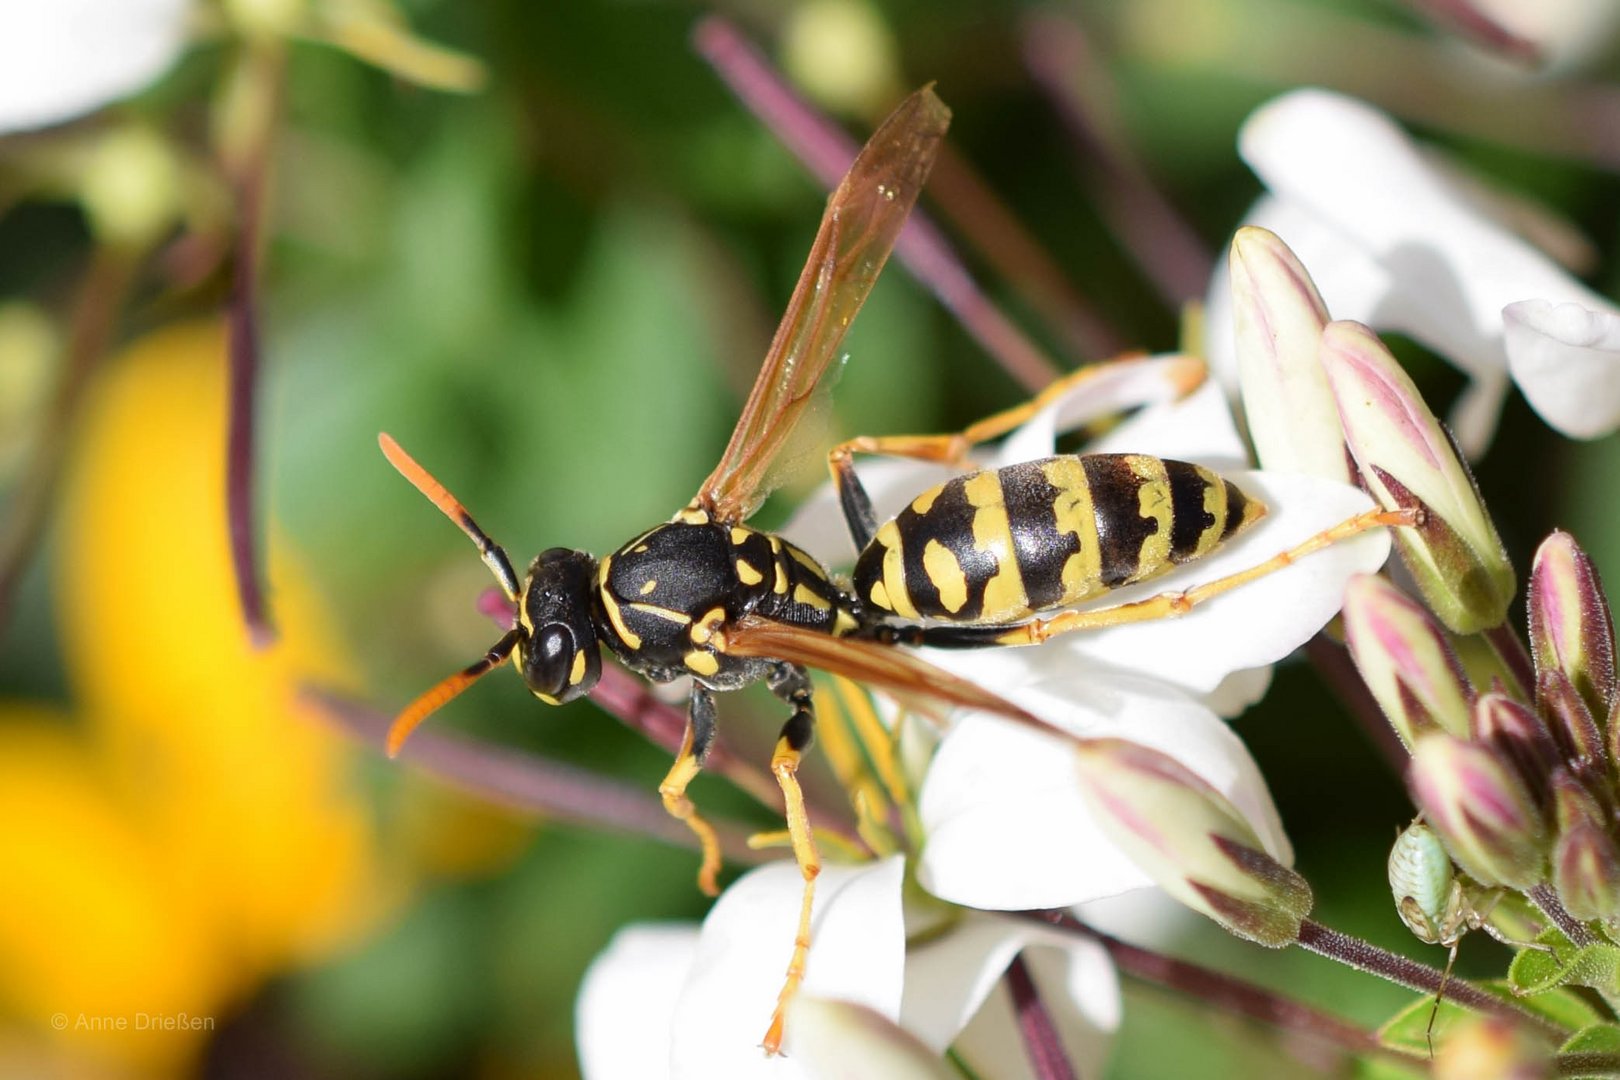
[0, 321, 384, 1075]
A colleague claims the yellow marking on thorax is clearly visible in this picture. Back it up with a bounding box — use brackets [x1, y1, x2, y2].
[1196, 467, 1229, 558]
[596, 556, 642, 649]
[568, 651, 588, 686]
[1126, 455, 1174, 584]
[627, 602, 692, 626]
[833, 608, 860, 636]
[736, 560, 764, 586]
[639, 579, 658, 596]
[690, 606, 727, 646]
[675, 505, 711, 525]
[1043, 458, 1104, 604]
[684, 650, 720, 677]
[793, 583, 832, 611]
[873, 520, 919, 620]
[922, 538, 968, 614]
[964, 471, 1027, 620]
[731, 526, 753, 545]
[788, 546, 825, 575]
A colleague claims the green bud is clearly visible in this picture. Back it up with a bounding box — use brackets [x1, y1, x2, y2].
[1549, 770, 1620, 923]
[783, 0, 902, 117]
[789, 998, 955, 1079]
[1074, 739, 1311, 946]
[1528, 531, 1616, 724]
[1408, 735, 1547, 890]
[1343, 573, 1474, 745]
[1388, 820, 1473, 946]
[1228, 226, 1351, 482]
[1536, 668, 1604, 786]
[1319, 320, 1515, 634]
[79, 125, 183, 250]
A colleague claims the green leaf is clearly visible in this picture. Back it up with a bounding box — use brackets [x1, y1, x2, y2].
[1510, 941, 1620, 996]
[1378, 992, 1468, 1055]
[1564, 1023, 1620, 1055]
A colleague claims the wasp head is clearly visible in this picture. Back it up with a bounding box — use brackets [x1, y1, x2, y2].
[518, 547, 601, 705]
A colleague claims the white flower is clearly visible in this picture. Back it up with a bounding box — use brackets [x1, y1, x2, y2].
[575, 858, 1120, 1079]
[1204, 88, 1620, 454]
[0, 0, 191, 134]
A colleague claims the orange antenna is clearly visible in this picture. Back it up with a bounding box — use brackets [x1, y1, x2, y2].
[387, 629, 522, 756]
[380, 432, 521, 601]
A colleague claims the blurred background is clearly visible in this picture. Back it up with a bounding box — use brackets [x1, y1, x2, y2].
[3, 0, 1620, 1076]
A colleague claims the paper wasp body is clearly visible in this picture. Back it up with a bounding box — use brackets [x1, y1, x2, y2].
[381, 85, 1405, 1053]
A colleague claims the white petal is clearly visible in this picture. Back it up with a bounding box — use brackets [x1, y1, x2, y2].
[1079, 378, 1249, 473]
[577, 924, 700, 1080]
[1504, 299, 1620, 438]
[0, 0, 189, 133]
[1201, 665, 1273, 718]
[899, 912, 1118, 1064]
[670, 857, 906, 1078]
[918, 679, 1289, 909]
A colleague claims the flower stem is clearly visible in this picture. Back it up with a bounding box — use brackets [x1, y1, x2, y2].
[1529, 884, 1598, 947]
[1558, 1051, 1620, 1077]
[1294, 919, 1567, 1036]
[1005, 952, 1077, 1080]
[0, 245, 136, 634]
[305, 687, 773, 865]
[1027, 911, 1393, 1065]
[691, 15, 1060, 392]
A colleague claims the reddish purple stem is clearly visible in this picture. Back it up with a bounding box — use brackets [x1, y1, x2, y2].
[227, 172, 273, 647]
[692, 16, 1058, 393]
[1006, 952, 1078, 1080]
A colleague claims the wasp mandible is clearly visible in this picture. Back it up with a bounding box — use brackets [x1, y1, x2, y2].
[380, 85, 1411, 1053]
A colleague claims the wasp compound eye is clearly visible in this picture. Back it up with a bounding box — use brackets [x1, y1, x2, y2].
[524, 622, 600, 704]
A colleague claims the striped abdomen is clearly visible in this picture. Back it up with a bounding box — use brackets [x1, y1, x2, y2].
[852, 454, 1266, 624]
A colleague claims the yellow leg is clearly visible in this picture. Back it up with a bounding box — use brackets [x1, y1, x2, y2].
[658, 724, 723, 897]
[986, 507, 1422, 646]
[762, 735, 821, 1056]
[826, 352, 1204, 478]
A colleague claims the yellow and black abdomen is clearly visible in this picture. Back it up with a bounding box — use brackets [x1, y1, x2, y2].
[852, 454, 1266, 624]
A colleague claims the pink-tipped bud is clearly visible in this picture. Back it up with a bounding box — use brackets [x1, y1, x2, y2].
[1319, 321, 1515, 634]
[1343, 574, 1475, 745]
[1228, 227, 1352, 482]
[1074, 739, 1311, 947]
[1409, 735, 1547, 890]
[1472, 692, 1558, 809]
[1536, 667, 1605, 785]
[1529, 531, 1616, 725]
[1549, 770, 1620, 924]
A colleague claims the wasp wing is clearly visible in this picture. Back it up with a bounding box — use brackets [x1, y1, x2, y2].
[724, 615, 1042, 729]
[697, 87, 950, 524]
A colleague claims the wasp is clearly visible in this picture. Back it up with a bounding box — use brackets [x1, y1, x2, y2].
[380, 86, 1410, 1053]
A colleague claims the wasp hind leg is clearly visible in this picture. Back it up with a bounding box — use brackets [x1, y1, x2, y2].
[659, 686, 723, 897]
[828, 354, 1205, 549]
[761, 662, 820, 1056]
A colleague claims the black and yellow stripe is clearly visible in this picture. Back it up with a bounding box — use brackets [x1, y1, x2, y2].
[853, 453, 1265, 624]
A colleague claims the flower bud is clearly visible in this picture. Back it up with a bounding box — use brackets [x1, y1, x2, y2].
[1471, 692, 1558, 808]
[1074, 739, 1311, 946]
[789, 998, 955, 1080]
[1343, 574, 1474, 744]
[1228, 227, 1352, 482]
[1548, 770, 1620, 924]
[1434, 1016, 1551, 1080]
[1528, 531, 1616, 723]
[1319, 320, 1515, 634]
[1408, 735, 1547, 890]
[1388, 820, 1472, 945]
[1536, 668, 1605, 784]
[79, 125, 183, 250]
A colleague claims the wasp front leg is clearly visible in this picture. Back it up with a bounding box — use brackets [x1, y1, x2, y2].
[761, 662, 821, 1056]
[828, 353, 1205, 549]
[658, 686, 724, 897]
